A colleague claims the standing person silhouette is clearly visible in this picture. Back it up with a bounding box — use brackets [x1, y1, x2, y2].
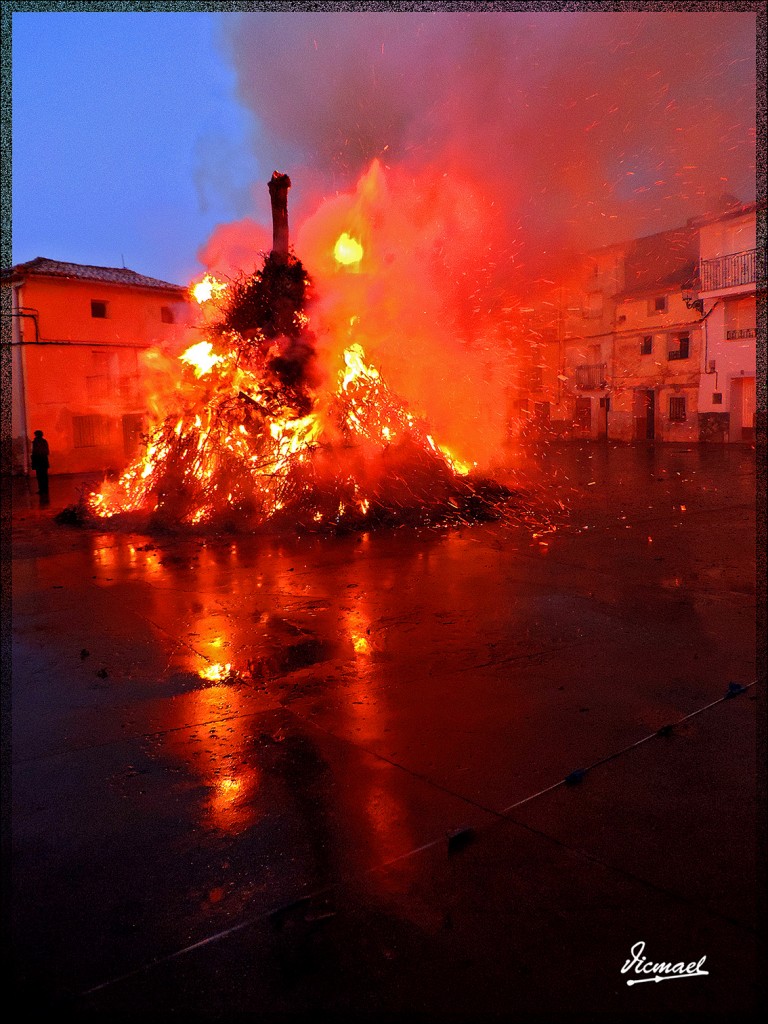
[31, 430, 50, 505]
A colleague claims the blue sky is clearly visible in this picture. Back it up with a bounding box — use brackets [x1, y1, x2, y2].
[12, 12, 257, 284]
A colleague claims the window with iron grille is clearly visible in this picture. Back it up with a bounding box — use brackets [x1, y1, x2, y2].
[640, 335, 653, 355]
[669, 397, 686, 422]
[73, 415, 111, 447]
[668, 333, 690, 360]
[724, 296, 756, 340]
[648, 295, 668, 314]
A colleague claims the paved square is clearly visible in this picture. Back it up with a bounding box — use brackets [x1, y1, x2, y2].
[9, 443, 759, 1018]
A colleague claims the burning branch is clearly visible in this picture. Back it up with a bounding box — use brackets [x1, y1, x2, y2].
[64, 174, 536, 534]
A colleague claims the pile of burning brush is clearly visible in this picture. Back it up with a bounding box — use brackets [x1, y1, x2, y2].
[59, 173, 531, 535]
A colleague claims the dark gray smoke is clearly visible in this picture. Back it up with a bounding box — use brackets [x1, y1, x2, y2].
[221, 9, 756, 265]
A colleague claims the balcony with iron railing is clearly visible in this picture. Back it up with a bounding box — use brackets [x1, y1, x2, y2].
[574, 363, 607, 389]
[698, 249, 757, 293]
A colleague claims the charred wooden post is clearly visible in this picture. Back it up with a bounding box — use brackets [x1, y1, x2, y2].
[268, 171, 292, 260]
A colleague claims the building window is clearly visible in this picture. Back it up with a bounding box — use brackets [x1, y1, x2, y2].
[574, 397, 592, 431]
[92, 350, 114, 372]
[122, 413, 145, 456]
[73, 415, 111, 447]
[669, 397, 686, 422]
[118, 375, 141, 404]
[725, 295, 756, 340]
[648, 295, 668, 315]
[91, 300, 108, 319]
[667, 333, 690, 361]
[584, 291, 603, 318]
[640, 335, 653, 355]
[89, 351, 116, 398]
[712, 393, 723, 405]
[528, 363, 543, 392]
[86, 375, 111, 401]
[160, 305, 175, 324]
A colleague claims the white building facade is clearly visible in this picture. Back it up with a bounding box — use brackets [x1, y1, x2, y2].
[694, 204, 760, 442]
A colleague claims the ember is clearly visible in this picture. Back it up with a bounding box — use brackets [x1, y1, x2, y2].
[68, 172, 535, 534]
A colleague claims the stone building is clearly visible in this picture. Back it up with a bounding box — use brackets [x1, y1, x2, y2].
[509, 204, 760, 444]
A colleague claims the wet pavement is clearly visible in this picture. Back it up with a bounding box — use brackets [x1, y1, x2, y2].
[9, 443, 761, 1019]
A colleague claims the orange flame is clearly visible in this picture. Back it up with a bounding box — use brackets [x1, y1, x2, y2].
[82, 164, 531, 532]
[179, 340, 224, 378]
[334, 232, 364, 266]
[191, 274, 228, 304]
[340, 342, 379, 390]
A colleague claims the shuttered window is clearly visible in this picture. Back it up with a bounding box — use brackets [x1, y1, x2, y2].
[73, 415, 111, 447]
[669, 397, 686, 422]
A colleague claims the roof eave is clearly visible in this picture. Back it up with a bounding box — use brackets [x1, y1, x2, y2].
[6, 269, 187, 296]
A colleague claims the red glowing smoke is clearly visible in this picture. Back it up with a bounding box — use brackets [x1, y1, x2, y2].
[194, 10, 755, 468]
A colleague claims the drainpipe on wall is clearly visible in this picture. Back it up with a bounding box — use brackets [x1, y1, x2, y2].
[683, 287, 719, 378]
[696, 301, 723, 428]
[13, 284, 31, 476]
[702, 316, 718, 390]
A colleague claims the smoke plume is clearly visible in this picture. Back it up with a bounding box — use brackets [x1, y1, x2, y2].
[222, 10, 755, 251]
[196, 10, 755, 467]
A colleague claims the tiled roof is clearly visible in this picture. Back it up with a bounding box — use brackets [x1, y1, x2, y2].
[686, 199, 760, 229]
[4, 257, 186, 293]
[614, 225, 699, 300]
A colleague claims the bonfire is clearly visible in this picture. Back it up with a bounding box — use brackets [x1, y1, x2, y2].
[64, 172, 527, 534]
